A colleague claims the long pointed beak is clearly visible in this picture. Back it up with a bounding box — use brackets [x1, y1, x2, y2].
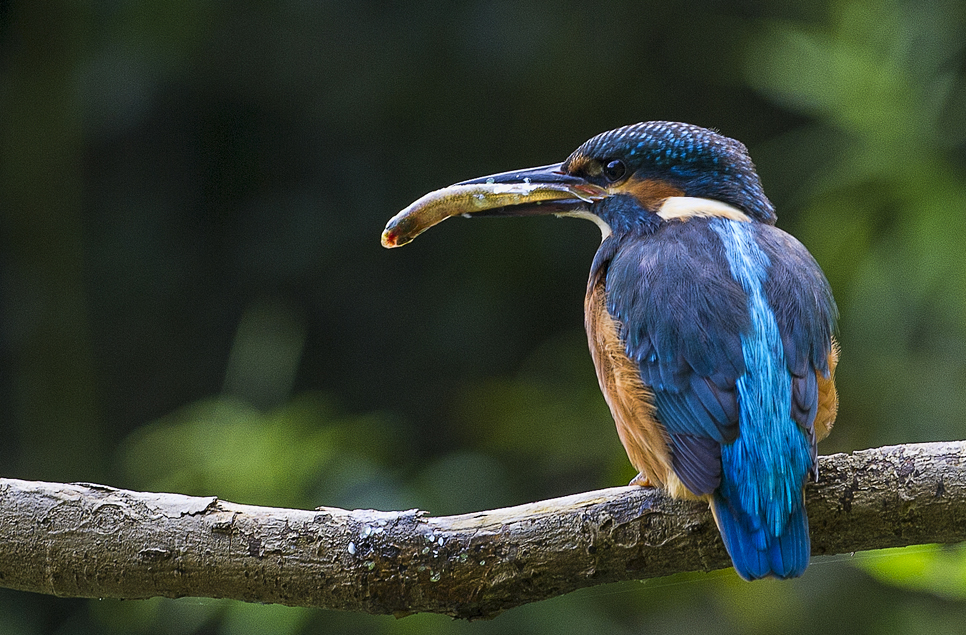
[381, 163, 606, 248]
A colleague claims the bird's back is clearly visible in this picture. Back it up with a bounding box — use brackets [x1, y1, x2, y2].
[590, 216, 838, 579]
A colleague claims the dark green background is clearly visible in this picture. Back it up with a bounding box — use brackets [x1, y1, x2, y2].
[2, 1, 966, 633]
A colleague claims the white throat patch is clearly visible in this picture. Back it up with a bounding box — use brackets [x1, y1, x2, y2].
[657, 197, 751, 223]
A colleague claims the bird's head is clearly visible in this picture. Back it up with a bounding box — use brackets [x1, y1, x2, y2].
[382, 121, 776, 248]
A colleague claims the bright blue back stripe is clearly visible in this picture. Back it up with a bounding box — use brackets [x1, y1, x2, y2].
[711, 220, 812, 541]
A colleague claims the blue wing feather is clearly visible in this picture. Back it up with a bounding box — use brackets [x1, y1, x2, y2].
[792, 371, 819, 440]
[669, 432, 721, 495]
[689, 374, 737, 434]
[758, 230, 838, 378]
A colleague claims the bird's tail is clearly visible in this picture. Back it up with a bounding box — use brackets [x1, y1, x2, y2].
[710, 489, 810, 581]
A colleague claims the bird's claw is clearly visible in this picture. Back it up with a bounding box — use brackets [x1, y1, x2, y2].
[629, 472, 654, 487]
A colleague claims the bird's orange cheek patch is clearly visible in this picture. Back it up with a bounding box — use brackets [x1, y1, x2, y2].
[611, 177, 685, 209]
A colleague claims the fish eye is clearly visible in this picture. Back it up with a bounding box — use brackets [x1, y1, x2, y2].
[602, 159, 626, 182]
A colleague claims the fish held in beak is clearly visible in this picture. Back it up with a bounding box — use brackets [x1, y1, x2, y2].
[381, 176, 605, 248]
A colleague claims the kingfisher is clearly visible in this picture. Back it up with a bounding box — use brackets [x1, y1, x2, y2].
[381, 121, 839, 580]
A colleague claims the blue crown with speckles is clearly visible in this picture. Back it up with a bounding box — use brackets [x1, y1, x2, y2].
[569, 121, 777, 223]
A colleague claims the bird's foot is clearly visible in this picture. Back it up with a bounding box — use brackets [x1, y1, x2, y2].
[629, 472, 654, 487]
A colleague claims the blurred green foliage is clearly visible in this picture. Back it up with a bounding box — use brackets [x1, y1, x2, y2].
[2, 0, 966, 633]
[860, 544, 966, 600]
[748, 0, 966, 449]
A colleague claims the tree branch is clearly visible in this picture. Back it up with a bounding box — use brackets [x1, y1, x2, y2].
[1, 441, 964, 619]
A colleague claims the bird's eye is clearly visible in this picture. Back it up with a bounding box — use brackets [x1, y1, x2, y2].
[602, 159, 626, 182]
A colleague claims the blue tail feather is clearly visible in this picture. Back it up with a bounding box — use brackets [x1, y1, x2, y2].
[769, 504, 810, 579]
[712, 489, 810, 580]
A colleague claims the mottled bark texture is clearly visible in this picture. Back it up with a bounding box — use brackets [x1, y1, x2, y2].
[0, 441, 964, 619]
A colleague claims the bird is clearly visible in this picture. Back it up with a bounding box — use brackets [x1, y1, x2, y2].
[381, 121, 839, 580]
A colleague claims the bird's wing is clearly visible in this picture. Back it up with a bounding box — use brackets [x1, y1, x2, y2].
[755, 225, 839, 469]
[605, 220, 837, 495]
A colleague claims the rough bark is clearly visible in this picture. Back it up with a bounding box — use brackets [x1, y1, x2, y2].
[0, 441, 964, 619]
